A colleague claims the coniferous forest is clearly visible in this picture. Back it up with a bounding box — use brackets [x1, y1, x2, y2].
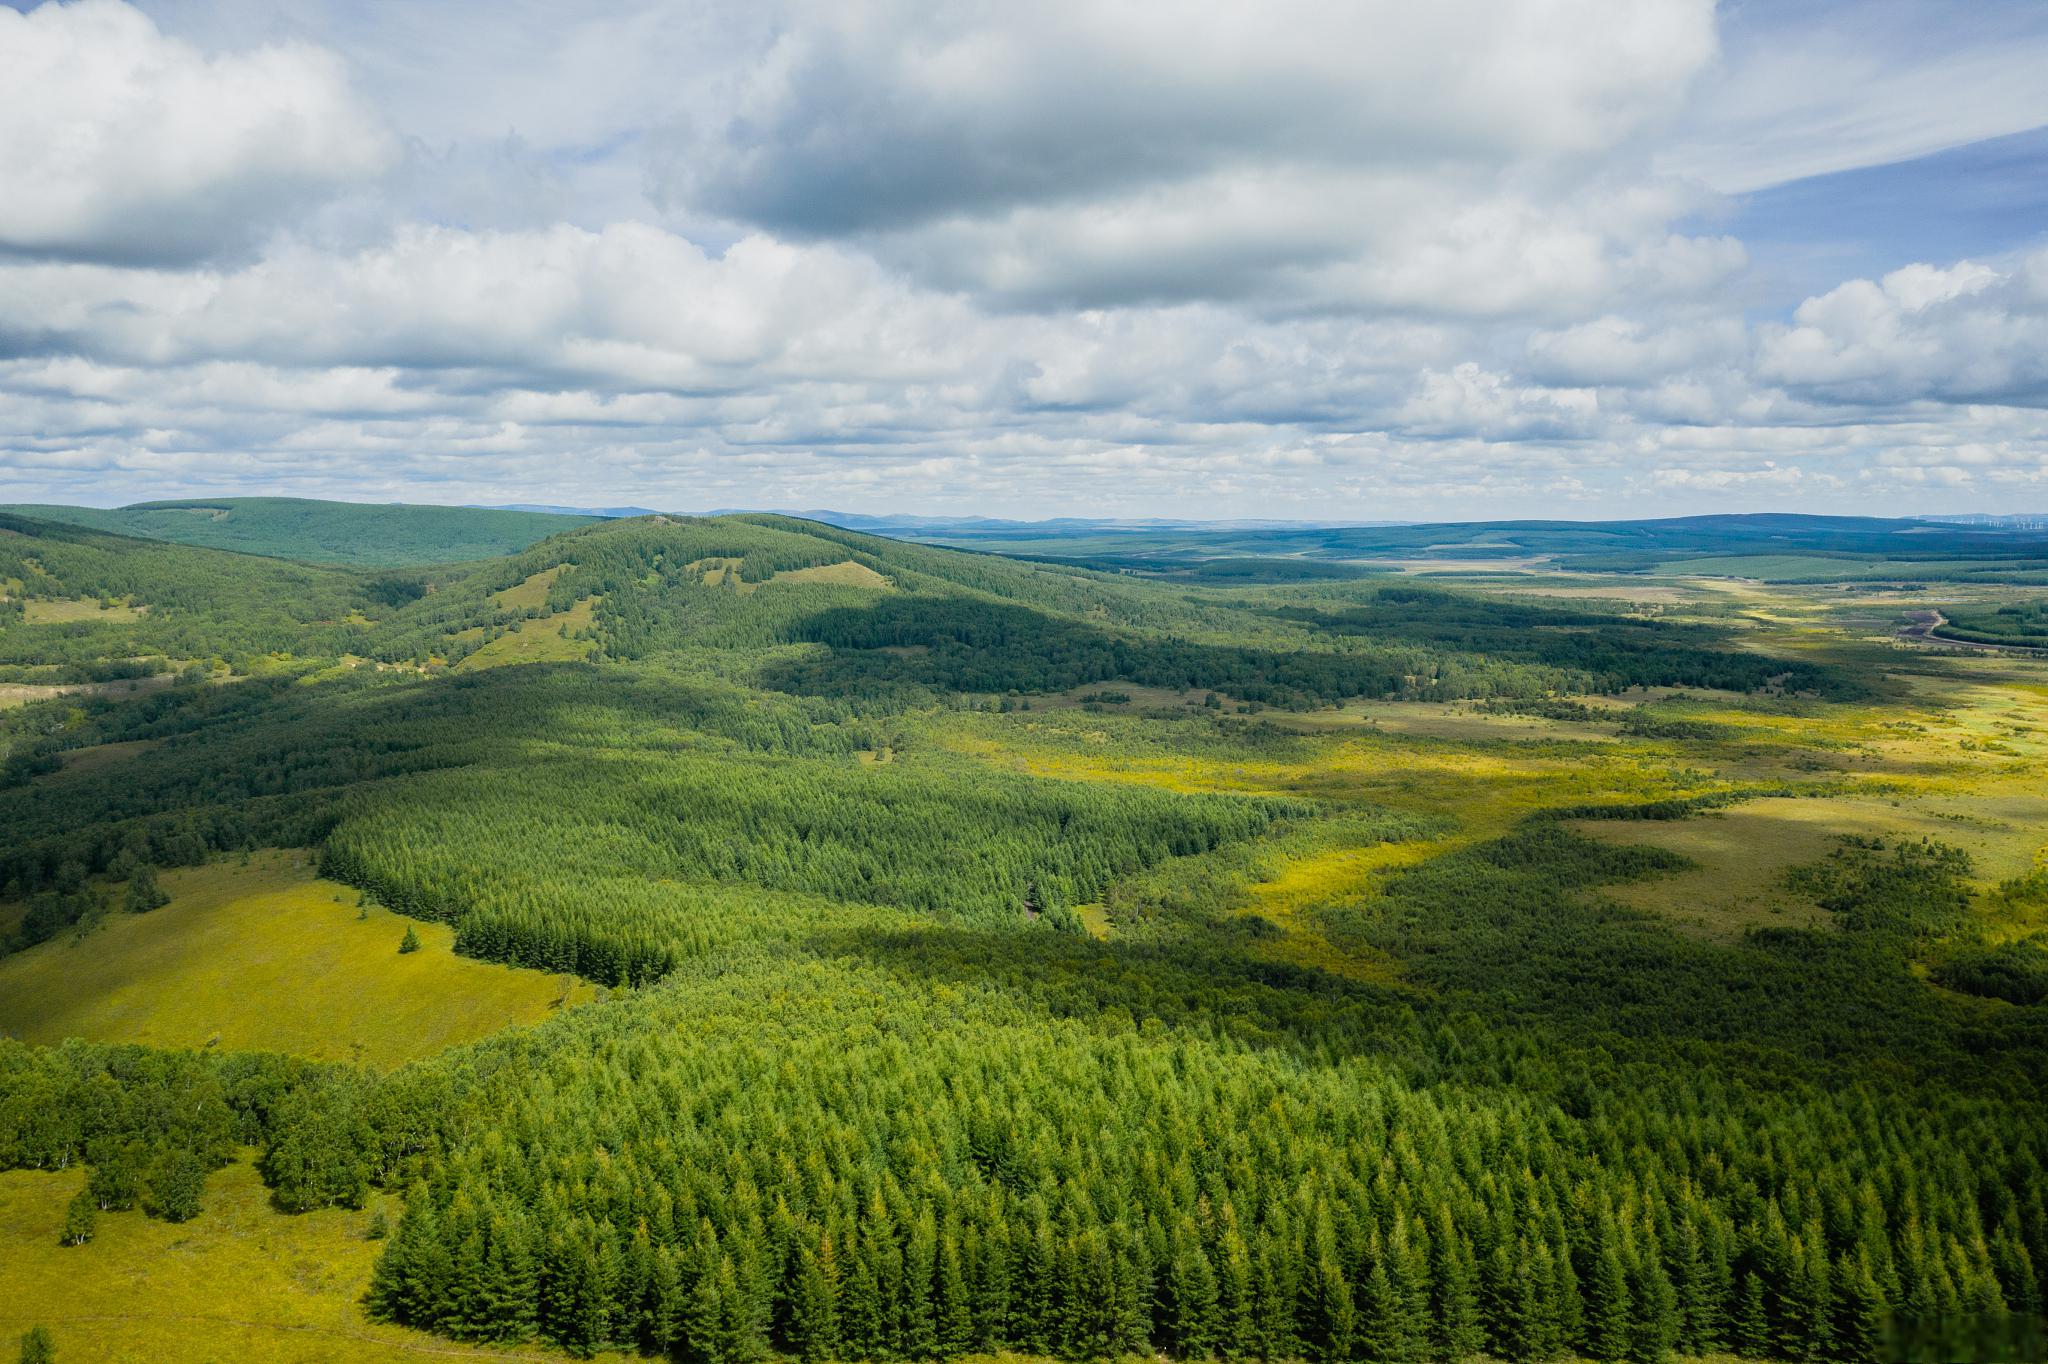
[2, 504, 2046, 1363]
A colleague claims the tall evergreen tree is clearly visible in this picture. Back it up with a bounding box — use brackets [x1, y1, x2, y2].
[1586, 1243, 1633, 1363]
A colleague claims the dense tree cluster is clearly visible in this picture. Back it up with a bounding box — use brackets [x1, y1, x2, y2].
[318, 751, 1294, 984]
[1934, 600, 2048, 648]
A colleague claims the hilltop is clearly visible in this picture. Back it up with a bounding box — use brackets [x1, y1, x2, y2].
[1, 496, 595, 565]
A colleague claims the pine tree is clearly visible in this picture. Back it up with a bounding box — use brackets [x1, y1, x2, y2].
[1297, 1252, 1356, 1363]
[1428, 1217, 1484, 1362]
[1734, 1270, 1770, 1358]
[1587, 1243, 1633, 1363]
[1626, 1248, 1678, 1364]
[935, 1231, 974, 1357]
[1166, 1242, 1220, 1357]
[399, 925, 422, 954]
[17, 1328, 55, 1364]
[1832, 1251, 1886, 1364]
[788, 1243, 839, 1363]
[59, 1189, 94, 1247]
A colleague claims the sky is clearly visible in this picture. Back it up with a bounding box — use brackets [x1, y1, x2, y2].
[2, 0, 2047, 520]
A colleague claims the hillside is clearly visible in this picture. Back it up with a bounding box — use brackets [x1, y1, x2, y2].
[1, 496, 596, 565]
[1, 502, 2045, 1364]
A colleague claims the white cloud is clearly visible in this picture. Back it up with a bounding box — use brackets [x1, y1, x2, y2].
[0, 0, 394, 264]
[646, 0, 1723, 312]
[1, 0, 2046, 518]
[1757, 252, 2048, 405]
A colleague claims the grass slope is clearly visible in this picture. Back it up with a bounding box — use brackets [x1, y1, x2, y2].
[2, 498, 595, 566]
[0, 853, 595, 1068]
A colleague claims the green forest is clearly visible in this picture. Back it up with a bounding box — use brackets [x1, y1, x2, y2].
[2, 503, 2045, 1363]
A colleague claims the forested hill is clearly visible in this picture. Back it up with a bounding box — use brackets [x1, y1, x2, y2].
[0, 496, 597, 565]
[2, 506, 1845, 701]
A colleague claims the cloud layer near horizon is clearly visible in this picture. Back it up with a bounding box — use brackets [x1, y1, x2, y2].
[2, 0, 2046, 518]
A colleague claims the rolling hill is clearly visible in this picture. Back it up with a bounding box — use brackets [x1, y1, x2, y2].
[1, 496, 597, 565]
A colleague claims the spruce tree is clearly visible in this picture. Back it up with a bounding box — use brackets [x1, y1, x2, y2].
[839, 1240, 886, 1360]
[788, 1244, 839, 1363]
[398, 925, 422, 954]
[17, 1328, 54, 1364]
[1166, 1243, 1220, 1357]
[935, 1232, 974, 1357]
[1429, 1221, 1484, 1362]
[1734, 1270, 1770, 1358]
[1587, 1243, 1633, 1363]
[1297, 1252, 1356, 1363]
[1353, 1255, 1405, 1364]
[1626, 1248, 1679, 1364]
[1832, 1251, 1886, 1364]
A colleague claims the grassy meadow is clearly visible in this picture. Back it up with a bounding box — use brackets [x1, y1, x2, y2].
[0, 853, 595, 1068]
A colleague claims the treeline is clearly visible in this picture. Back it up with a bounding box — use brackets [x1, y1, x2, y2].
[774, 598, 1614, 709]
[1934, 600, 2048, 649]
[767, 584, 1842, 708]
[1270, 589, 1841, 696]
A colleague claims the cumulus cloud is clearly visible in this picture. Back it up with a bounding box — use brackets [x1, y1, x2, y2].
[655, 0, 1716, 232]
[1758, 251, 2048, 406]
[644, 0, 1726, 312]
[0, 0, 394, 264]
[1, 0, 2045, 517]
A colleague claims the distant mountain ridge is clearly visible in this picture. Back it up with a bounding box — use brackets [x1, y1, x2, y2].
[1, 497, 596, 566]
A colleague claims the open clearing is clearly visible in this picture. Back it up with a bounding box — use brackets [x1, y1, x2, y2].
[1573, 807, 1837, 938]
[768, 559, 893, 589]
[452, 595, 599, 672]
[1271, 698, 1621, 744]
[0, 853, 596, 1068]
[21, 597, 145, 624]
[489, 563, 569, 612]
[0, 674, 177, 709]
